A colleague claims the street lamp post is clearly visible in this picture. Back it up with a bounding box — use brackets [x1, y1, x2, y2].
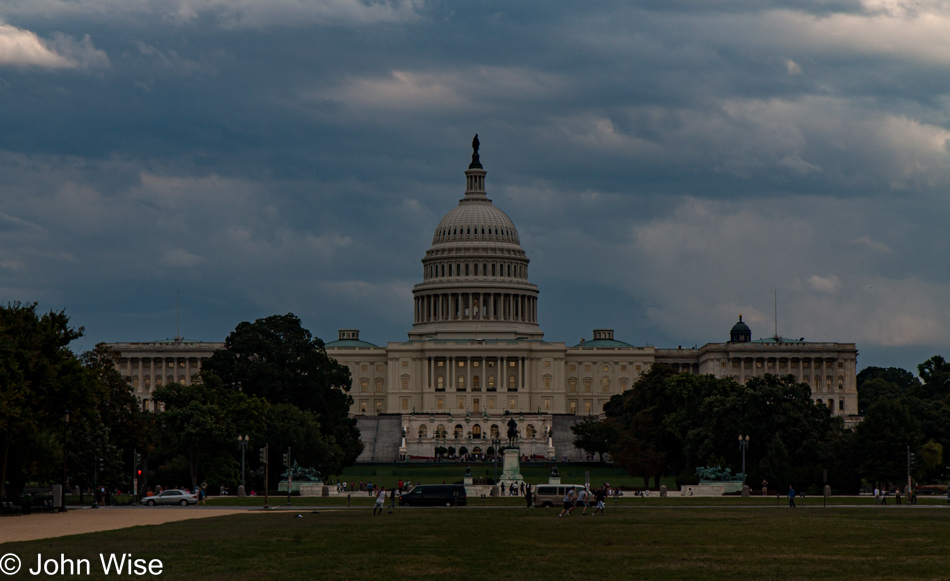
[738, 435, 749, 483]
[60, 409, 70, 512]
[492, 438, 501, 483]
[238, 435, 249, 488]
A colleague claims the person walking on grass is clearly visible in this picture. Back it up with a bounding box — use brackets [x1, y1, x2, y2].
[593, 486, 606, 516]
[577, 486, 590, 515]
[389, 487, 397, 510]
[559, 488, 575, 517]
[525, 484, 533, 508]
[788, 486, 796, 508]
[373, 487, 386, 516]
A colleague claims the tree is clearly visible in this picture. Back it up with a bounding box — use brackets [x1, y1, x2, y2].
[851, 398, 920, 485]
[915, 356, 950, 401]
[0, 302, 84, 498]
[153, 382, 267, 489]
[201, 314, 362, 471]
[570, 416, 618, 463]
[857, 366, 920, 413]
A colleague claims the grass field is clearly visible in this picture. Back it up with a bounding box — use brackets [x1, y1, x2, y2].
[4, 504, 950, 580]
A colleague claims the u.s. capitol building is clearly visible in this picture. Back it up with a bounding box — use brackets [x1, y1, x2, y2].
[106, 138, 859, 462]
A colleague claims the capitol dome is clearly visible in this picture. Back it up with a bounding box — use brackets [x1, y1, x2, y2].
[408, 136, 542, 341]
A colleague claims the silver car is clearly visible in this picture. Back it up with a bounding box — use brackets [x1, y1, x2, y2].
[141, 489, 198, 506]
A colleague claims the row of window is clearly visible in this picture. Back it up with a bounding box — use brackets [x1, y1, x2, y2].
[817, 398, 845, 411]
[426, 261, 525, 280]
[417, 423, 540, 439]
[132, 375, 187, 389]
[435, 225, 515, 241]
[722, 360, 846, 369]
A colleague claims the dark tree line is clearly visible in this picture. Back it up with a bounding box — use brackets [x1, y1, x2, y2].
[1, 305, 362, 499]
[573, 356, 950, 493]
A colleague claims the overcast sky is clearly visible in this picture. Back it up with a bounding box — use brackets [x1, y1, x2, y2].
[2, 0, 949, 374]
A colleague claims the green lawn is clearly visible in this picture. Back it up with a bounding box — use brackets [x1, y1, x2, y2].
[4, 504, 950, 580]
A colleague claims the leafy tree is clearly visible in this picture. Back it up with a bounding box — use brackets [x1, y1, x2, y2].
[851, 398, 919, 485]
[0, 302, 83, 498]
[915, 356, 950, 401]
[201, 314, 362, 471]
[153, 382, 267, 489]
[915, 440, 943, 481]
[570, 416, 619, 462]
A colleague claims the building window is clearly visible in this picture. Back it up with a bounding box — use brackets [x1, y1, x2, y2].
[509, 361, 516, 367]
[584, 365, 591, 372]
[436, 424, 446, 437]
[156, 376, 162, 387]
[360, 401, 367, 413]
[839, 399, 844, 411]
[544, 377, 551, 390]
[507, 397, 516, 410]
[544, 361, 551, 368]
[488, 396, 495, 409]
[767, 361, 774, 368]
[621, 365, 627, 371]
[570, 364, 576, 372]
[490, 424, 500, 439]
[636, 365, 642, 372]
[454, 424, 464, 438]
[402, 377, 409, 390]
[375, 379, 383, 393]
[418, 425, 428, 438]
[721, 362, 728, 368]
[437, 376, 445, 391]
[437, 360, 444, 367]
[375, 401, 382, 413]
[401, 398, 409, 411]
[569, 379, 577, 393]
[583, 379, 592, 393]
[526, 424, 537, 439]
[473, 399, 480, 413]
[620, 379, 628, 391]
[437, 398, 444, 410]
[488, 375, 495, 390]
[601, 377, 610, 393]
[569, 400, 577, 414]
[584, 401, 592, 414]
[458, 398, 465, 410]
[458, 376, 465, 391]
[602, 365, 608, 372]
[544, 398, 551, 411]
[508, 375, 516, 390]
[402, 361, 409, 368]
[361, 379, 368, 392]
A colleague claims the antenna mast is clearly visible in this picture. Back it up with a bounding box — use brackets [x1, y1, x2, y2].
[177, 291, 181, 342]
[774, 289, 778, 339]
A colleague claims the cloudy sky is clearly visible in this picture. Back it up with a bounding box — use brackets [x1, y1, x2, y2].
[2, 0, 949, 374]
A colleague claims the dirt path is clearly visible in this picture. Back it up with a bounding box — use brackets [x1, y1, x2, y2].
[0, 507, 252, 544]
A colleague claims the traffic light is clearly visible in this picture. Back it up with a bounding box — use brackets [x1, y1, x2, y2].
[260, 447, 268, 464]
[134, 452, 142, 467]
[910, 453, 916, 468]
[282, 453, 290, 467]
[97, 457, 104, 472]
[137, 469, 142, 476]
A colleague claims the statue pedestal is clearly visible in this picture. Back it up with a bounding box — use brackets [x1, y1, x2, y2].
[498, 448, 524, 488]
[548, 476, 561, 485]
[463, 476, 475, 497]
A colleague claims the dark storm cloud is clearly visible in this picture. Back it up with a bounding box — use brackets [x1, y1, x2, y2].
[1, 0, 949, 372]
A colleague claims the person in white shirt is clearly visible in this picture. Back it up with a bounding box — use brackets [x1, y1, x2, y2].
[373, 487, 387, 516]
[577, 487, 590, 515]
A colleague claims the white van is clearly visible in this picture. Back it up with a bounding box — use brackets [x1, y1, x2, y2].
[532, 484, 587, 508]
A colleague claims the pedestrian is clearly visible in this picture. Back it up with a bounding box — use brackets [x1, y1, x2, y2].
[881, 489, 887, 505]
[373, 487, 386, 516]
[895, 487, 902, 505]
[389, 487, 397, 510]
[558, 488, 575, 517]
[761, 479, 768, 496]
[593, 486, 606, 516]
[788, 486, 796, 508]
[525, 484, 533, 508]
[577, 487, 590, 515]
[873, 486, 881, 504]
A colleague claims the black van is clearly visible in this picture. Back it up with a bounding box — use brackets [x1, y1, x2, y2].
[398, 484, 467, 507]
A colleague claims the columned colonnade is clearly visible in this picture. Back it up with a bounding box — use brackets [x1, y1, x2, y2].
[413, 291, 538, 324]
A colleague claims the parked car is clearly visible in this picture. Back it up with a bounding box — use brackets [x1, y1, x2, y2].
[914, 484, 949, 495]
[141, 490, 198, 506]
[532, 484, 587, 508]
[398, 484, 467, 507]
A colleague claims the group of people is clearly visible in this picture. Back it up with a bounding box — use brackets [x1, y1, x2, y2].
[558, 485, 608, 517]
